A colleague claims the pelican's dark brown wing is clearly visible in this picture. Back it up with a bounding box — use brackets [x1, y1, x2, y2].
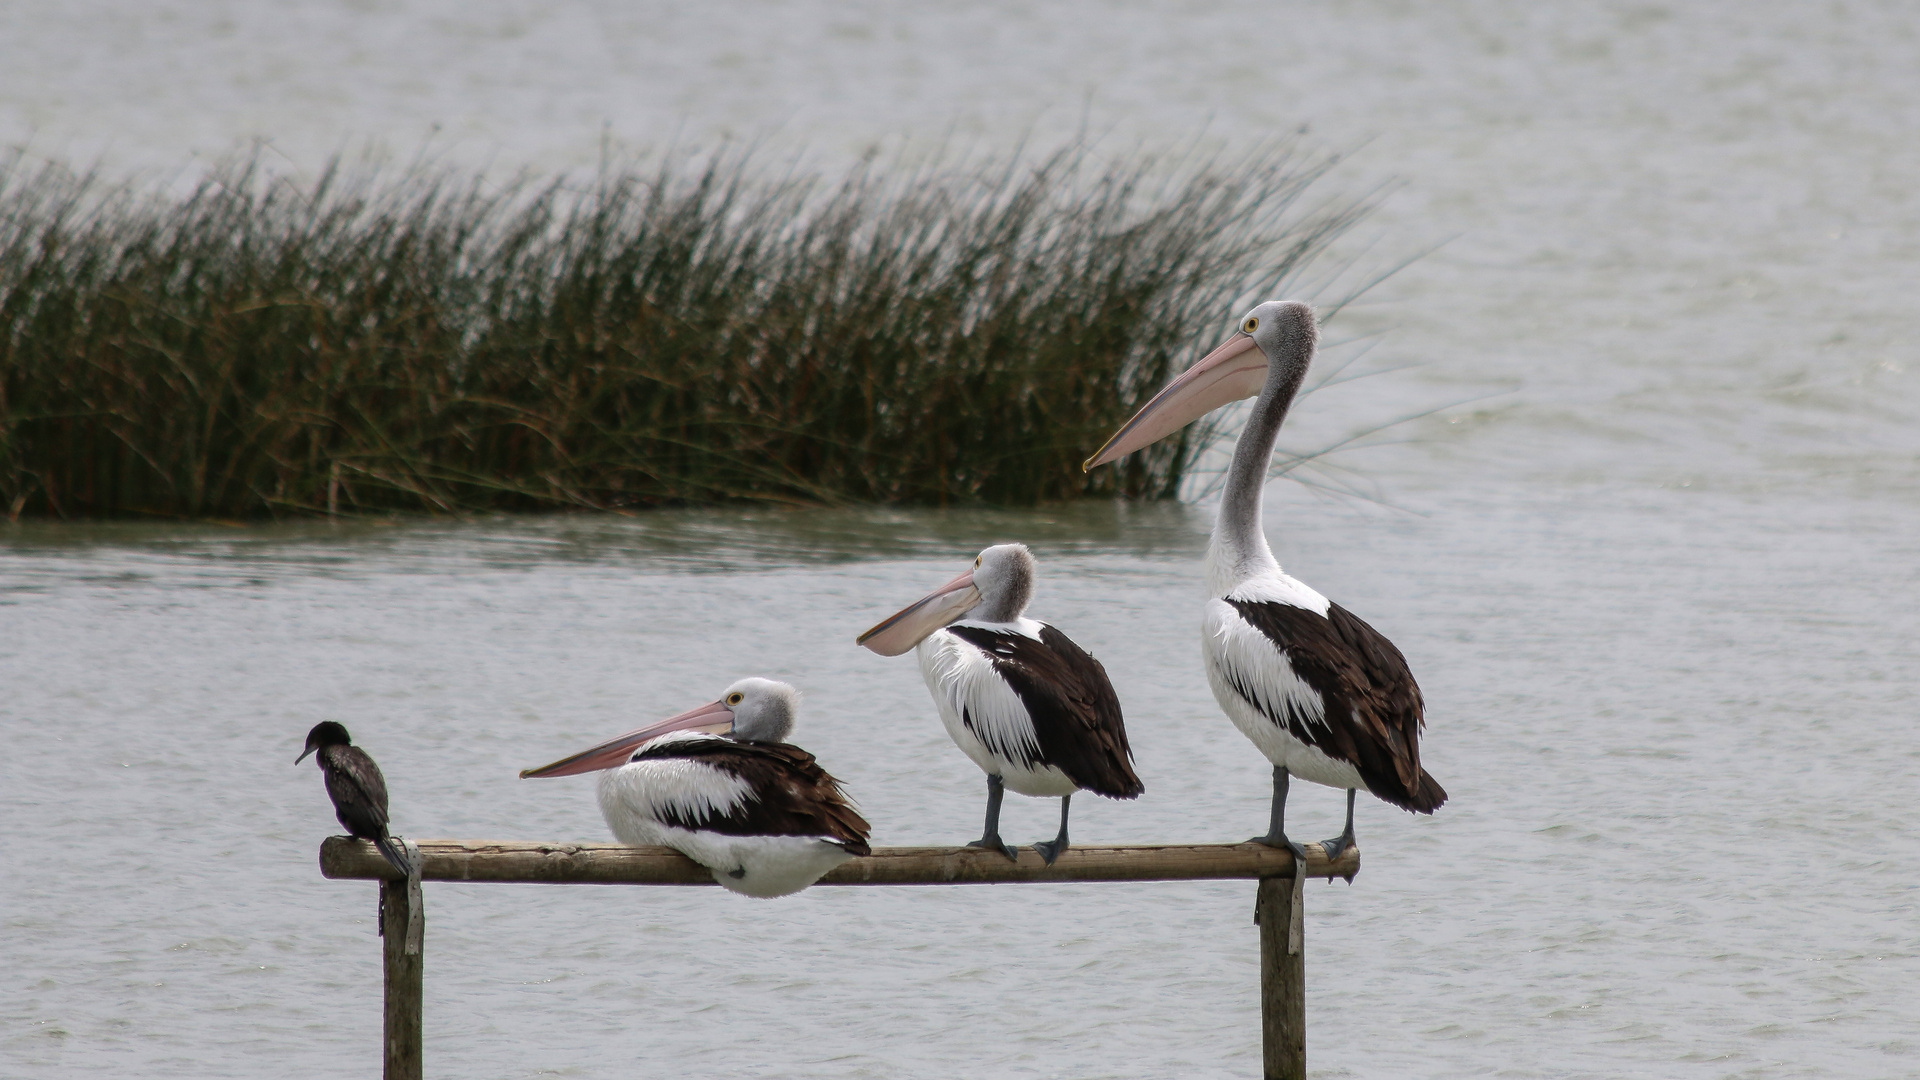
[946, 623, 1144, 799]
[1223, 598, 1446, 813]
[633, 738, 871, 854]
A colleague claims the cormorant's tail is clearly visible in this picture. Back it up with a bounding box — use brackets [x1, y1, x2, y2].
[373, 834, 417, 876]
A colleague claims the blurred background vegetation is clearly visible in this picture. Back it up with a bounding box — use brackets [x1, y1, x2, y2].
[0, 142, 1370, 519]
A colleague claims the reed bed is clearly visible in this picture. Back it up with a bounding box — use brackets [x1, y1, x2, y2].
[0, 143, 1371, 519]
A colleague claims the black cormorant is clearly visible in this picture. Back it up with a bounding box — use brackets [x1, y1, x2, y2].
[298, 721, 414, 875]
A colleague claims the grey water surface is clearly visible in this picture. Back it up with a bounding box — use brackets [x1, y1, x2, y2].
[4, 2, 1920, 1078]
[5, 484, 1915, 1078]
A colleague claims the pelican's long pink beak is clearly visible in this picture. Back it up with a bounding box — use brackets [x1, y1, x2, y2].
[520, 699, 735, 778]
[1082, 332, 1269, 471]
[855, 568, 983, 657]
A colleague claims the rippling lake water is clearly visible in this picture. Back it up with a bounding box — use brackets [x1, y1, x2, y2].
[4, 2, 1919, 1078]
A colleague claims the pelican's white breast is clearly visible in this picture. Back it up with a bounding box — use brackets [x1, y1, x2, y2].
[915, 624, 1077, 798]
[594, 738, 856, 898]
[1201, 593, 1365, 792]
[595, 740, 754, 845]
[659, 827, 859, 898]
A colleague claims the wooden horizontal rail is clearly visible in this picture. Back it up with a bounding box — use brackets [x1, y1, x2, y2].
[320, 836, 1360, 886]
[323, 836, 1353, 1079]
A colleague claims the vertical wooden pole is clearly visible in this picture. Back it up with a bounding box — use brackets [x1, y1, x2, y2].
[380, 880, 423, 1080]
[1255, 875, 1305, 1080]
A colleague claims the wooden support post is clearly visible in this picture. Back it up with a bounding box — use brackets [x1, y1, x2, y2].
[322, 837, 1358, 1078]
[1255, 875, 1305, 1080]
[379, 879, 423, 1080]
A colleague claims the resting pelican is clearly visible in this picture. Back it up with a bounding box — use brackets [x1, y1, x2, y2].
[520, 678, 871, 898]
[1085, 300, 1445, 865]
[857, 543, 1142, 864]
[299, 721, 415, 876]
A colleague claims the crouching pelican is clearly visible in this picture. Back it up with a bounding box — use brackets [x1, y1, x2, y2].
[1085, 300, 1445, 866]
[520, 679, 870, 898]
[857, 543, 1143, 864]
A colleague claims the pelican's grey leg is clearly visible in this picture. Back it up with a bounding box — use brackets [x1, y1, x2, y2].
[1250, 766, 1310, 868]
[1251, 766, 1312, 951]
[967, 774, 1020, 861]
[1031, 794, 1072, 865]
[1320, 788, 1358, 862]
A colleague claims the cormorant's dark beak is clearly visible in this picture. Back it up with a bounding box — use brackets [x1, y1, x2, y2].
[296, 744, 317, 765]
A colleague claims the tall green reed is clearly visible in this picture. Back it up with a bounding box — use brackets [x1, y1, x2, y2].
[0, 142, 1372, 519]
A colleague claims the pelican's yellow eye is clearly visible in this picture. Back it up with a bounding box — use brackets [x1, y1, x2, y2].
[974, 557, 982, 567]
[726, 693, 744, 706]
[1244, 316, 1259, 334]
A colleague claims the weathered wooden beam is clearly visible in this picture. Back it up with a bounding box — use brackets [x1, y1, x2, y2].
[1255, 875, 1307, 1080]
[379, 878, 423, 1080]
[321, 837, 1360, 886]
[327, 837, 1353, 1076]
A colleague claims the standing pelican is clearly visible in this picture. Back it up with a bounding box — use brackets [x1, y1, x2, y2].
[857, 543, 1142, 864]
[1085, 300, 1445, 865]
[520, 678, 870, 898]
[298, 721, 415, 876]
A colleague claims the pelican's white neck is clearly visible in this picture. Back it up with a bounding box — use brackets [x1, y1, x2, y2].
[1205, 514, 1277, 597]
[1205, 362, 1303, 598]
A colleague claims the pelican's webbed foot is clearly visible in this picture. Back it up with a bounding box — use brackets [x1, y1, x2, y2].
[1031, 794, 1072, 866]
[1318, 831, 1355, 862]
[1249, 766, 1307, 868]
[1319, 788, 1358, 867]
[970, 774, 1020, 861]
[967, 836, 1020, 862]
[1249, 832, 1311, 870]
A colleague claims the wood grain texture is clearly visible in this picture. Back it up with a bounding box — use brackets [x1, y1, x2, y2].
[321, 837, 1360, 886]
[1256, 876, 1306, 1080]
[379, 879, 422, 1080]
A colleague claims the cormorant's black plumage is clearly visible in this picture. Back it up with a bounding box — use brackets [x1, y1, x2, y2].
[299, 721, 413, 874]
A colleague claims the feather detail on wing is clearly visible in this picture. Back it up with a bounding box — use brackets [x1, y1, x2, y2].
[628, 737, 872, 853]
[1218, 596, 1446, 813]
[921, 629, 1046, 766]
[945, 623, 1144, 799]
[322, 745, 392, 837]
